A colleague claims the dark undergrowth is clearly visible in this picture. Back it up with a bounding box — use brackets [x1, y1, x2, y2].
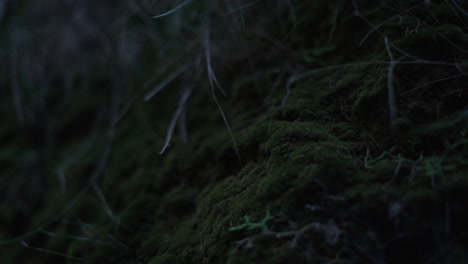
[0, 0, 467, 263]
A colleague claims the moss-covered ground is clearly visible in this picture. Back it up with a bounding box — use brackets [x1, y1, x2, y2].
[1, 1, 467, 263]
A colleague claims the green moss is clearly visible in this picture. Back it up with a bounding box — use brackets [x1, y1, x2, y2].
[136, 119, 356, 261]
[261, 121, 339, 153]
[351, 67, 388, 125]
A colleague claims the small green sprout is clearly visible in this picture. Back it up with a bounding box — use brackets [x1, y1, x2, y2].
[229, 211, 274, 232]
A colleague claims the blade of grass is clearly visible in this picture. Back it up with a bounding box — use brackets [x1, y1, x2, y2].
[203, 24, 242, 166]
[227, 0, 264, 14]
[159, 84, 193, 154]
[152, 0, 192, 19]
[385, 36, 398, 125]
[144, 63, 191, 101]
[19, 241, 82, 261]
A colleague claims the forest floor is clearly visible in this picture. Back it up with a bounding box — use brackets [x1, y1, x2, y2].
[1, 1, 467, 263]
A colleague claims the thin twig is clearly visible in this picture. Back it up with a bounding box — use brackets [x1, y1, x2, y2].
[401, 72, 468, 95]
